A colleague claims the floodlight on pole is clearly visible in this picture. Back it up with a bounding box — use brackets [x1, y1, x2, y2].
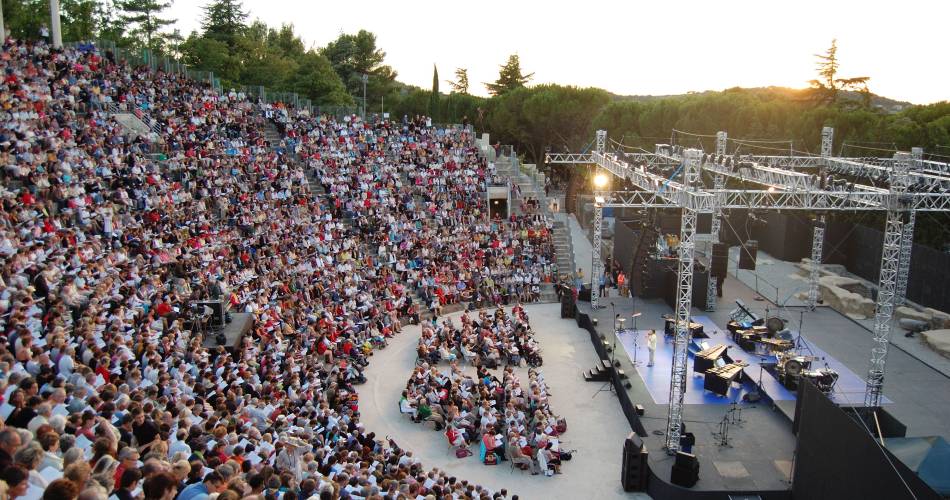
[361, 73, 368, 120]
[593, 173, 609, 189]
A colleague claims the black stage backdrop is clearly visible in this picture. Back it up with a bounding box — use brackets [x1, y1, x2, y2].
[792, 382, 940, 500]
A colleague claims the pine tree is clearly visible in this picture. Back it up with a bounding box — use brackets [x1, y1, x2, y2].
[429, 64, 440, 121]
[447, 67, 469, 94]
[116, 0, 176, 52]
[201, 0, 248, 47]
[485, 54, 533, 96]
[809, 39, 871, 107]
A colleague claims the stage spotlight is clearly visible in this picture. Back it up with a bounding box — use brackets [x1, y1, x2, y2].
[593, 173, 609, 189]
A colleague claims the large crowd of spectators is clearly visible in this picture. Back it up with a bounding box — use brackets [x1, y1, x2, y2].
[402, 307, 566, 476]
[0, 37, 555, 500]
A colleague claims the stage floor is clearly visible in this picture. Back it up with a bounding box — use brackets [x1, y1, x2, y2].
[617, 326, 760, 405]
[615, 311, 891, 407]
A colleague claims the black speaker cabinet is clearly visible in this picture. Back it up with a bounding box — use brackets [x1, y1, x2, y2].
[738, 240, 758, 270]
[675, 451, 698, 468]
[578, 286, 592, 302]
[671, 451, 699, 488]
[711, 243, 729, 278]
[621, 432, 649, 491]
[560, 294, 575, 319]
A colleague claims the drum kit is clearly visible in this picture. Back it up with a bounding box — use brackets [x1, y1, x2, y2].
[775, 350, 839, 393]
[742, 314, 841, 395]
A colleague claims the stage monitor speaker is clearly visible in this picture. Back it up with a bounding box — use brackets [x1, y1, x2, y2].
[578, 287, 592, 302]
[671, 451, 699, 488]
[195, 300, 226, 328]
[738, 240, 758, 270]
[621, 432, 649, 491]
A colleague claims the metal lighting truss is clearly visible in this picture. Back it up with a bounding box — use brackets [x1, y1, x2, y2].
[808, 217, 825, 310]
[865, 152, 911, 407]
[590, 131, 607, 310]
[592, 148, 713, 452]
[546, 128, 950, 454]
[895, 148, 923, 306]
[591, 198, 603, 310]
[807, 128, 835, 311]
[668, 150, 703, 453]
[544, 152, 594, 164]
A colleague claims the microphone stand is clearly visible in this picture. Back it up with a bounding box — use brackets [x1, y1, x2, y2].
[612, 315, 625, 368]
[630, 312, 643, 367]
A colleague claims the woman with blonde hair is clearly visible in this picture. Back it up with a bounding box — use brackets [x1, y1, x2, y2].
[63, 461, 91, 491]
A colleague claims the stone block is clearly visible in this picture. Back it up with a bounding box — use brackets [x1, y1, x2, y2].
[924, 308, 950, 329]
[819, 276, 875, 319]
[895, 306, 932, 324]
[922, 329, 950, 358]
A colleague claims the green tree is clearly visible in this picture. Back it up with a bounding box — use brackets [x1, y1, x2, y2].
[809, 39, 871, 108]
[390, 86, 430, 119]
[485, 54, 533, 96]
[448, 67, 469, 94]
[116, 0, 176, 52]
[442, 92, 485, 124]
[179, 32, 240, 81]
[95, 0, 126, 42]
[321, 29, 397, 106]
[201, 0, 247, 47]
[61, 0, 99, 41]
[286, 51, 353, 106]
[809, 39, 840, 105]
[2, 0, 47, 40]
[485, 85, 608, 161]
[268, 24, 304, 60]
[429, 64, 440, 121]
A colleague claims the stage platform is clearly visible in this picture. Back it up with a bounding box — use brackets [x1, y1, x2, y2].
[201, 312, 254, 351]
[573, 263, 950, 495]
[617, 326, 762, 405]
[580, 291, 798, 493]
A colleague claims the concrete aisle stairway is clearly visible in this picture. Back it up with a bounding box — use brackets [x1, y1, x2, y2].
[495, 156, 565, 303]
[262, 120, 326, 198]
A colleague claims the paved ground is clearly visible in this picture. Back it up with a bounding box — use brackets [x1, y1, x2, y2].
[567, 214, 595, 285]
[357, 303, 648, 500]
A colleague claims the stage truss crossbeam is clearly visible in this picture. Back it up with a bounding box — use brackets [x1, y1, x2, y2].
[544, 153, 594, 164]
